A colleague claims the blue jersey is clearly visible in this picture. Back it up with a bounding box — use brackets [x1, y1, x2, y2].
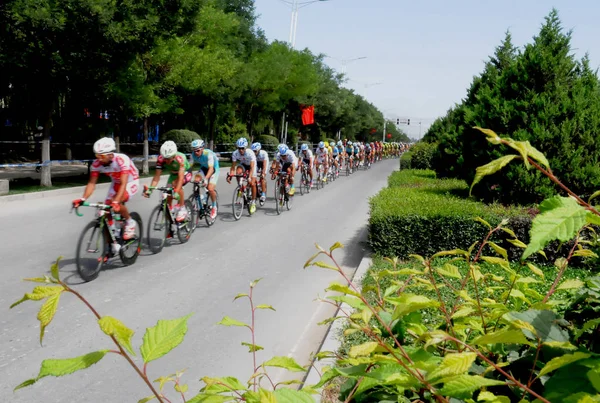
[332, 146, 339, 156]
[345, 146, 354, 154]
[192, 149, 220, 172]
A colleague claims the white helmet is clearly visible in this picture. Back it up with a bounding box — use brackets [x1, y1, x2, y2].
[160, 141, 178, 158]
[93, 137, 116, 155]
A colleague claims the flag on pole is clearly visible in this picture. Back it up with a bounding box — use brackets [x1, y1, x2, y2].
[301, 105, 315, 125]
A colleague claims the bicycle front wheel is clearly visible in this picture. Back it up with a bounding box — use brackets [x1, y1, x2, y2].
[205, 191, 219, 226]
[232, 186, 244, 220]
[147, 204, 169, 254]
[177, 200, 193, 244]
[120, 212, 143, 266]
[274, 180, 281, 215]
[76, 220, 107, 282]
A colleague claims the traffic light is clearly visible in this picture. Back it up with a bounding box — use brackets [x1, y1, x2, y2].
[408, 119, 410, 125]
[396, 118, 399, 125]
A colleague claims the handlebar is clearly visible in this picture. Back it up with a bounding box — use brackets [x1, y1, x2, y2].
[71, 201, 111, 217]
[145, 186, 181, 200]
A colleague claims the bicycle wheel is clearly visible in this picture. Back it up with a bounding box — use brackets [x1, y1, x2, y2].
[299, 173, 305, 195]
[274, 180, 281, 215]
[205, 191, 218, 226]
[176, 200, 193, 243]
[119, 212, 143, 266]
[286, 188, 293, 211]
[75, 220, 107, 282]
[346, 162, 350, 176]
[147, 204, 169, 254]
[232, 186, 244, 220]
[316, 170, 322, 189]
[189, 195, 200, 232]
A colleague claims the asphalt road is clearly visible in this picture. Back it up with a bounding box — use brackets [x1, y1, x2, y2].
[0, 158, 398, 403]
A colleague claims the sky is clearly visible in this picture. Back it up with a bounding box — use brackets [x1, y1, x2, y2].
[253, 0, 600, 139]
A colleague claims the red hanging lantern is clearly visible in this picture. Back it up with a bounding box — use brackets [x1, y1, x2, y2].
[387, 133, 392, 139]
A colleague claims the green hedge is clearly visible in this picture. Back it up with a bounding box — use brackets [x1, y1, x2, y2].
[162, 129, 200, 153]
[409, 142, 437, 170]
[368, 169, 575, 263]
[399, 151, 412, 169]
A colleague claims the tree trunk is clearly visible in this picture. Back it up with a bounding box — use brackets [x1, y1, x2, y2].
[142, 117, 149, 175]
[65, 144, 72, 160]
[208, 103, 217, 150]
[40, 102, 54, 187]
[248, 105, 254, 141]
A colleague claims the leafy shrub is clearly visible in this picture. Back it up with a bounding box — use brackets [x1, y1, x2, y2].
[409, 141, 437, 170]
[399, 151, 412, 169]
[162, 129, 200, 153]
[219, 121, 248, 145]
[256, 135, 280, 154]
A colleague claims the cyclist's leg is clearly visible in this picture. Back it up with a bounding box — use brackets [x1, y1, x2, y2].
[207, 168, 219, 204]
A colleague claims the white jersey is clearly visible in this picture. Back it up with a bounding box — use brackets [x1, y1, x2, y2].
[232, 149, 256, 166]
[275, 149, 297, 165]
[315, 147, 328, 161]
[299, 149, 313, 161]
[91, 153, 139, 184]
[255, 149, 269, 163]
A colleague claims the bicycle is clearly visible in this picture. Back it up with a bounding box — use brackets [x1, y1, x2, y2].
[299, 163, 311, 195]
[146, 186, 193, 254]
[315, 163, 325, 189]
[188, 179, 219, 230]
[273, 171, 293, 215]
[256, 169, 267, 206]
[72, 202, 143, 282]
[228, 172, 254, 220]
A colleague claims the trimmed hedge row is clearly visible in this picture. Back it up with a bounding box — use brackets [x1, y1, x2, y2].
[369, 170, 573, 263]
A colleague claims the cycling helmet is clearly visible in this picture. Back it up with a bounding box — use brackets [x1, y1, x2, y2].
[318, 141, 325, 148]
[348, 141, 353, 146]
[93, 137, 116, 155]
[160, 141, 178, 158]
[251, 142, 261, 151]
[236, 137, 248, 148]
[278, 144, 289, 154]
[337, 141, 342, 146]
[329, 142, 335, 147]
[300, 143, 309, 151]
[191, 139, 205, 150]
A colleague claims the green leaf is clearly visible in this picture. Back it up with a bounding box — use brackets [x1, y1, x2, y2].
[241, 342, 264, 352]
[37, 292, 61, 345]
[470, 155, 518, 195]
[539, 352, 592, 377]
[250, 278, 262, 288]
[138, 396, 156, 403]
[174, 383, 188, 393]
[480, 256, 512, 272]
[526, 263, 545, 278]
[523, 196, 588, 260]
[258, 389, 276, 403]
[98, 316, 136, 355]
[477, 390, 511, 402]
[452, 307, 476, 319]
[233, 293, 248, 301]
[500, 226, 517, 238]
[472, 329, 531, 346]
[33, 350, 109, 384]
[349, 342, 379, 358]
[50, 256, 62, 280]
[217, 316, 249, 328]
[436, 263, 462, 279]
[438, 375, 506, 399]
[303, 251, 322, 268]
[475, 217, 492, 228]
[313, 261, 339, 271]
[575, 318, 600, 340]
[201, 376, 247, 393]
[473, 127, 503, 145]
[588, 190, 600, 203]
[23, 276, 53, 283]
[327, 295, 367, 310]
[504, 310, 569, 342]
[263, 356, 305, 372]
[329, 241, 344, 252]
[273, 388, 315, 403]
[255, 304, 275, 311]
[13, 379, 36, 391]
[507, 238, 528, 249]
[432, 249, 470, 259]
[11, 285, 64, 308]
[140, 314, 192, 363]
[386, 294, 440, 320]
[507, 140, 550, 170]
[327, 282, 361, 298]
[557, 279, 585, 290]
[187, 394, 232, 403]
[588, 369, 600, 393]
[154, 375, 174, 391]
[489, 242, 508, 260]
[586, 212, 600, 226]
[427, 352, 477, 382]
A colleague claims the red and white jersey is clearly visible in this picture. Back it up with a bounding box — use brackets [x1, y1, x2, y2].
[91, 153, 139, 184]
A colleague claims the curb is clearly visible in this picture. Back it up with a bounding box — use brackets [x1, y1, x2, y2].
[0, 174, 170, 204]
[302, 252, 373, 401]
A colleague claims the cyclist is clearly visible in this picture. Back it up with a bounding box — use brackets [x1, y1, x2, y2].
[345, 140, 355, 173]
[144, 140, 191, 222]
[271, 144, 297, 195]
[72, 137, 140, 246]
[298, 143, 314, 188]
[330, 141, 340, 177]
[190, 138, 219, 220]
[353, 142, 361, 169]
[251, 142, 269, 204]
[227, 137, 257, 214]
[314, 141, 329, 183]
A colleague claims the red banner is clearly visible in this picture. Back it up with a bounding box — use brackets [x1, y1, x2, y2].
[301, 105, 315, 125]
